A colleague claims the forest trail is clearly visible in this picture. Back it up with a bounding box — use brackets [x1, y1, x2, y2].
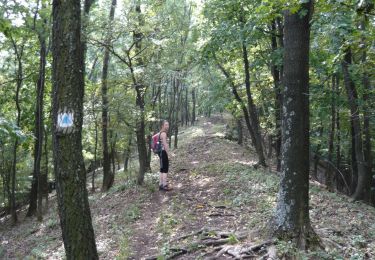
[1, 115, 375, 259]
[128, 115, 260, 259]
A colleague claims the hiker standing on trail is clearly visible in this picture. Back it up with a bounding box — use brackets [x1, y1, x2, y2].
[153, 120, 173, 191]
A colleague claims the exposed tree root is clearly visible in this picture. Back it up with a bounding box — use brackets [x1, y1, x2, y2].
[147, 229, 278, 259]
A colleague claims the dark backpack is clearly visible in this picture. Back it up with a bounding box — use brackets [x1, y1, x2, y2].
[151, 132, 162, 154]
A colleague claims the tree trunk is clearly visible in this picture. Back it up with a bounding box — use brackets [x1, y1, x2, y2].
[360, 14, 373, 203]
[174, 80, 182, 149]
[44, 126, 49, 208]
[191, 88, 196, 125]
[326, 76, 336, 192]
[37, 26, 48, 221]
[241, 42, 266, 167]
[185, 86, 189, 126]
[101, 0, 116, 191]
[313, 125, 323, 181]
[133, 0, 149, 185]
[92, 117, 98, 192]
[271, 19, 283, 172]
[10, 37, 24, 225]
[237, 118, 243, 145]
[270, 2, 317, 249]
[335, 75, 341, 170]
[51, 0, 98, 258]
[124, 137, 132, 172]
[342, 48, 369, 201]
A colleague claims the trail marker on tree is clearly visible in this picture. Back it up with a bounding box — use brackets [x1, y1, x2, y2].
[57, 108, 74, 134]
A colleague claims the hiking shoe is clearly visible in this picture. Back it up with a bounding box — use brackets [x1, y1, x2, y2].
[162, 184, 173, 191]
[159, 184, 173, 191]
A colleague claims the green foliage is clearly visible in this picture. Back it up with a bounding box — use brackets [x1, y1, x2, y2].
[124, 203, 141, 223]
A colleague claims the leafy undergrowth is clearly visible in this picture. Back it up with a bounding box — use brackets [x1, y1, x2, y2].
[1, 115, 374, 259]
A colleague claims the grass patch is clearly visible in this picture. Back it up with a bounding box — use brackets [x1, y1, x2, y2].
[123, 203, 141, 223]
[116, 229, 133, 260]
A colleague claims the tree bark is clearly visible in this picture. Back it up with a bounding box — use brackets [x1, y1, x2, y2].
[92, 116, 98, 192]
[9, 36, 24, 225]
[124, 136, 132, 172]
[270, 19, 283, 172]
[241, 43, 267, 167]
[52, 0, 98, 258]
[360, 13, 373, 203]
[335, 75, 341, 170]
[270, 2, 317, 249]
[101, 0, 117, 191]
[341, 48, 369, 201]
[237, 117, 243, 145]
[191, 88, 196, 125]
[27, 4, 49, 218]
[326, 76, 336, 192]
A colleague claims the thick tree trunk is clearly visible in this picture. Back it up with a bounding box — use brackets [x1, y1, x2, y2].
[51, 0, 98, 258]
[360, 15, 373, 203]
[133, 0, 149, 185]
[270, 2, 317, 249]
[342, 48, 369, 201]
[101, 0, 116, 192]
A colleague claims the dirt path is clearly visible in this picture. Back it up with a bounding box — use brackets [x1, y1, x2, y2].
[128, 115, 259, 259]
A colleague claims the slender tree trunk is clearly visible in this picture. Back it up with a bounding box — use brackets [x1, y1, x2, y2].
[326, 76, 336, 192]
[124, 137, 132, 172]
[335, 76, 341, 170]
[27, 41, 46, 217]
[44, 126, 49, 208]
[174, 80, 181, 149]
[92, 118, 98, 192]
[36, 36, 47, 221]
[52, 0, 98, 258]
[271, 19, 283, 172]
[241, 43, 266, 167]
[237, 117, 243, 145]
[270, 2, 317, 249]
[185, 86, 189, 126]
[191, 88, 196, 125]
[342, 48, 369, 201]
[10, 39, 24, 225]
[101, 0, 116, 191]
[313, 125, 323, 180]
[216, 63, 256, 150]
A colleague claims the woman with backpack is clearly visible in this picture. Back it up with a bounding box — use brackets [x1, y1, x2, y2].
[152, 120, 173, 191]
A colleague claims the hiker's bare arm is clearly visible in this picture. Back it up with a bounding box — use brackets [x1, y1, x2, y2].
[160, 132, 169, 154]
